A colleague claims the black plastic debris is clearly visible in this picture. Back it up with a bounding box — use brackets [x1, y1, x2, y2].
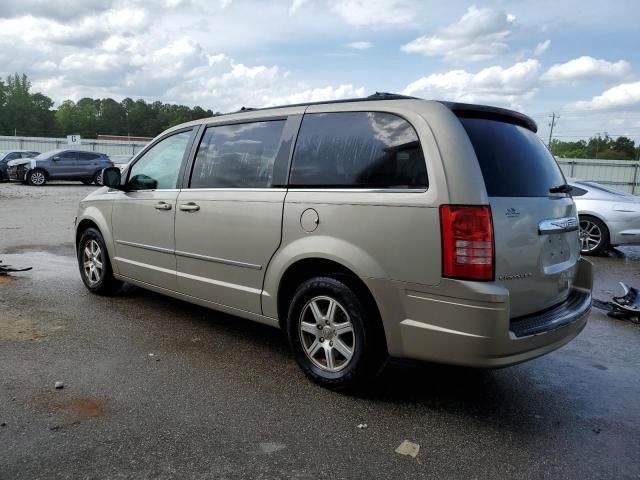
[0, 259, 32, 275]
[593, 283, 640, 324]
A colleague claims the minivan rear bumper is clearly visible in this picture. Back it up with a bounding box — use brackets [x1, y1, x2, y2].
[366, 258, 593, 368]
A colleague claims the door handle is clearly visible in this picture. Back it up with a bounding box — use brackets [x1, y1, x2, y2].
[179, 202, 200, 212]
[154, 202, 172, 211]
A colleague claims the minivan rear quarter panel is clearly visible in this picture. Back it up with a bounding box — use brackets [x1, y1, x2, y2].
[261, 101, 454, 321]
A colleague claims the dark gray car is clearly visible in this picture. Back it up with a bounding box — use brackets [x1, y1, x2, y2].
[0, 150, 39, 181]
[7, 149, 113, 186]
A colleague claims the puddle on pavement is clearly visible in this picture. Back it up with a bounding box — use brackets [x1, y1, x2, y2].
[33, 396, 106, 421]
[0, 250, 78, 281]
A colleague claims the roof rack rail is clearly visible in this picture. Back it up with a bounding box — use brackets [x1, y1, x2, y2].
[205, 93, 419, 121]
[367, 92, 412, 100]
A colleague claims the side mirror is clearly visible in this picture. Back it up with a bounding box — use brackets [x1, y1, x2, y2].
[102, 167, 123, 189]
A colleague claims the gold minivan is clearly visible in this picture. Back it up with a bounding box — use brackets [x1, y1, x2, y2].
[75, 94, 593, 389]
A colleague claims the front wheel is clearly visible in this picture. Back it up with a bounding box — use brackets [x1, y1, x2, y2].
[286, 276, 383, 390]
[77, 227, 122, 295]
[27, 169, 47, 186]
[93, 170, 103, 186]
[579, 215, 609, 255]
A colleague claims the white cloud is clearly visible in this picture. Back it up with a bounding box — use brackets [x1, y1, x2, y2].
[402, 59, 540, 107]
[330, 0, 416, 27]
[566, 82, 640, 112]
[265, 84, 366, 106]
[541, 56, 632, 83]
[533, 39, 550, 56]
[401, 6, 515, 62]
[289, 0, 310, 14]
[346, 41, 372, 50]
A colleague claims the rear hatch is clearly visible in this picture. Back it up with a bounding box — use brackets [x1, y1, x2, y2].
[455, 108, 579, 318]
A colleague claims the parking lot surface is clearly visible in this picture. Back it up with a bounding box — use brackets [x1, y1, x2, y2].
[1, 182, 639, 479]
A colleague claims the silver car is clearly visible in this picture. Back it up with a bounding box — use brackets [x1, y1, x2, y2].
[569, 179, 640, 254]
[75, 95, 593, 389]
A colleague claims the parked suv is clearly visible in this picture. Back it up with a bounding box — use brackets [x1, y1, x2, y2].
[0, 150, 39, 181]
[7, 149, 112, 186]
[75, 95, 593, 389]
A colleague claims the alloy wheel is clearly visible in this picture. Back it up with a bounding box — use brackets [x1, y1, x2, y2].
[82, 239, 104, 287]
[299, 295, 355, 372]
[30, 171, 45, 185]
[579, 219, 603, 253]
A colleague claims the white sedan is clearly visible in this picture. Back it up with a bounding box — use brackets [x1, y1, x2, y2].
[569, 178, 640, 254]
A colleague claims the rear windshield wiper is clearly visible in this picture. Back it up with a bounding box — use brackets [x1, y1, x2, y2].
[549, 184, 573, 194]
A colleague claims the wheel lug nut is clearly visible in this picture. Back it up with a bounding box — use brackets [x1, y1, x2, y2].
[329, 341, 333, 347]
[317, 325, 322, 329]
[319, 337, 324, 342]
[325, 321, 329, 325]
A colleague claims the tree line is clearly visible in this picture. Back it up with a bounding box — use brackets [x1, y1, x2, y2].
[0, 73, 216, 139]
[550, 135, 639, 160]
[1, 73, 640, 159]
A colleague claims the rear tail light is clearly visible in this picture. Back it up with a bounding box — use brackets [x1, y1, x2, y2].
[440, 205, 494, 281]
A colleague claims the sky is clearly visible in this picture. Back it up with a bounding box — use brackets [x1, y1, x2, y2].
[1, 0, 639, 144]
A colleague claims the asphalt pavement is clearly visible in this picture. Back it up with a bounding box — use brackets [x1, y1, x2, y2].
[1, 182, 639, 479]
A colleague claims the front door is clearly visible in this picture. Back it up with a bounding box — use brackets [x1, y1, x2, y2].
[175, 116, 297, 314]
[49, 151, 78, 178]
[111, 129, 195, 291]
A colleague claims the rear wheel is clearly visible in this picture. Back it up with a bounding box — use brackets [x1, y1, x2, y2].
[77, 227, 122, 295]
[579, 215, 609, 255]
[286, 276, 383, 390]
[93, 170, 103, 186]
[27, 169, 47, 186]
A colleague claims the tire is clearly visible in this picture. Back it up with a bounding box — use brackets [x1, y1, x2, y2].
[579, 215, 610, 255]
[27, 169, 47, 186]
[77, 227, 122, 295]
[93, 170, 103, 186]
[81, 179, 93, 185]
[286, 276, 384, 390]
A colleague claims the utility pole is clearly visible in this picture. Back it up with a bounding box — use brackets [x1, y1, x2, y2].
[548, 113, 559, 149]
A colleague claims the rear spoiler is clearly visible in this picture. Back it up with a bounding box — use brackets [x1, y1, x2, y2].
[437, 101, 538, 133]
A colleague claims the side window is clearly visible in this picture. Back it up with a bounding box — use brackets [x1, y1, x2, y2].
[78, 152, 100, 161]
[190, 120, 285, 188]
[570, 186, 588, 197]
[6, 152, 21, 160]
[128, 130, 193, 190]
[289, 112, 428, 189]
[57, 152, 77, 160]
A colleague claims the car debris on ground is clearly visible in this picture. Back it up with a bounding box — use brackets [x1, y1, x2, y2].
[0, 259, 32, 274]
[593, 283, 640, 324]
[395, 440, 420, 458]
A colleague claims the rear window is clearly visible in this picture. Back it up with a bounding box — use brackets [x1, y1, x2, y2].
[459, 117, 565, 197]
[289, 112, 428, 189]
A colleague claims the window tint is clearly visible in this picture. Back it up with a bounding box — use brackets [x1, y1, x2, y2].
[78, 152, 100, 161]
[128, 130, 192, 190]
[569, 186, 588, 197]
[289, 112, 427, 189]
[190, 120, 285, 188]
[6, 152, 21, 160]
[57, 151, 77, 160]
[459, 117, 566, 197]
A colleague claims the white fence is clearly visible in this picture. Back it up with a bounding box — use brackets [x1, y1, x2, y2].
[1, 136, 639, 194]
[0, 135, 149, 157]
[557, 158, 640, 195]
